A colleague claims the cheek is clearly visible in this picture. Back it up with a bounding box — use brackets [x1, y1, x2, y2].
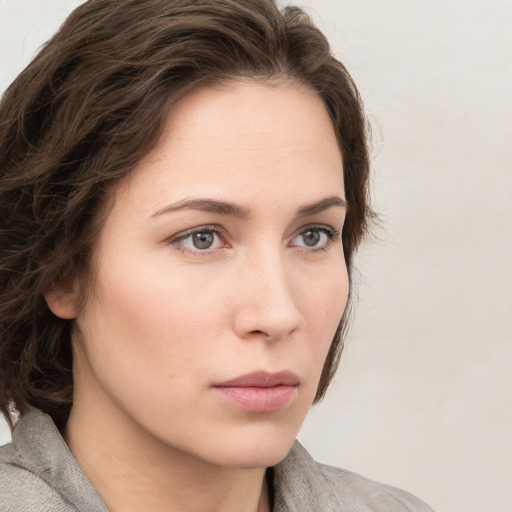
[81, 249, 237, 378]
[305, 261, 348, 322]
[74, 262, 227, 425]
[301, 263, 349, 363]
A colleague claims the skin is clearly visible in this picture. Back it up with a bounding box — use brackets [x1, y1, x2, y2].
[46, 80, 349, 512]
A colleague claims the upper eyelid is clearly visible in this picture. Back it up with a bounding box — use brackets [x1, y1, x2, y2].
[291, 225, 340, 246]
[297, 224, 336, 232]
[169, 223, 337, 240]
[295, 224, 340, 237]
[166, 225, 226, 254]
[168, 225, 223, 242]
[167, 224, 341, 240]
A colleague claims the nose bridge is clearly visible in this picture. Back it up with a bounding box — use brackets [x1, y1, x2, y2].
[233, 244, 303, 340]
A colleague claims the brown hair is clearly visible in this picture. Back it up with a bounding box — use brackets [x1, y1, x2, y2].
[0, 0, 372, 430]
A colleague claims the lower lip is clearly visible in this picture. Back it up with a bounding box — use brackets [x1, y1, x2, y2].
[212, 385, 297, 413]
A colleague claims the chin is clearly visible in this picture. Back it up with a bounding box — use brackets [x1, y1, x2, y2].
[212, 445, 295, 470]
[197, 424, 299, 469]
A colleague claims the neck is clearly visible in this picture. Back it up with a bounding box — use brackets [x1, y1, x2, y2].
[65, 381, 270, 512]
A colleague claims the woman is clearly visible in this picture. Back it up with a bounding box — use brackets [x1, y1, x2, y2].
[0, 1, 434, 510]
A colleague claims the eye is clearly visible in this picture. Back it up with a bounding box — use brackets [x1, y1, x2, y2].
[168, 226, 225, 252]
[189, 231, 216, 250]
[291, 226, 340, 250]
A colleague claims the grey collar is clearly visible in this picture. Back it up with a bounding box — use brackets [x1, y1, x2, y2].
[9, 408, 333, 512]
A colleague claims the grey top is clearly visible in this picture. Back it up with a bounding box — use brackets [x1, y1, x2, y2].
[0, 409, 434, 511]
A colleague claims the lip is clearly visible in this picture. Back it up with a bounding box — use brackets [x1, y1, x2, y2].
[212, 371, 299, 413]
[214, 370, 300, 388]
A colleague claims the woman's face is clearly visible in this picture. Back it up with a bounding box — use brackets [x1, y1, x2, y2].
[66, 80, 348, 468]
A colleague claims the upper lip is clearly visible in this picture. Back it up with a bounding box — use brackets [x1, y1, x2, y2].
[213, 371, 299, 388]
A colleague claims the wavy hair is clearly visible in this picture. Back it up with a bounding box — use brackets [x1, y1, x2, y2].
[0, 0, 373, 430]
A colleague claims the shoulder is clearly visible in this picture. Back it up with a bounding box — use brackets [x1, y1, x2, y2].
[0, 442, 74, 512]
[0, 409, 107, 512]
[273, 441, 435, 512]
[317, 462, 434, 511]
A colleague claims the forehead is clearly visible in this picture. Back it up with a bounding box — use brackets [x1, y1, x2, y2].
[160, 79, 337, 150]
[113, 79, 344, 215]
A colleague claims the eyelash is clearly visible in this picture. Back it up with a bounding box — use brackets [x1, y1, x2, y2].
[167, 225, 225, 254]
[291, 225, 341, 252]
[167, 224, 341, 255]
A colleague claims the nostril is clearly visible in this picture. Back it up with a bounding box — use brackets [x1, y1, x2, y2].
[248, 329, 269, 338]
[247, 325, 299, 341]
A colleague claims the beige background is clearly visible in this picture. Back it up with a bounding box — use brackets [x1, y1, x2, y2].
[1, 1, 511, 511]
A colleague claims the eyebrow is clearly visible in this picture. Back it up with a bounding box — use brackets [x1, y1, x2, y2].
[150, 198, 251, 219]
[149, 195, 347, 220]
[296, 196, 348, 217]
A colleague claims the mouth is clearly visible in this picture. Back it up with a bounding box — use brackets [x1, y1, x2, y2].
[211, 371, 299, 413]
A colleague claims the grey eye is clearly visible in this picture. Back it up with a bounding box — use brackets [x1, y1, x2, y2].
[291, 226, 337, 250]
[192, 231, 215, 249]
[171, 226, 224, 253]
[301, 230, 321, 247]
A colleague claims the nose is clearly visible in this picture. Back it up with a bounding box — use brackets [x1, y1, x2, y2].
[232, 249, 304, 342]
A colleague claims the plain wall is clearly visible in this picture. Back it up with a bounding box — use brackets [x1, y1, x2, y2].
[1, 1, 511, 511]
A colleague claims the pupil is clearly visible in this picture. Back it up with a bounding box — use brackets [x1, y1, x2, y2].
[303, 230, 320, 246]
[193, 232, 214, 249]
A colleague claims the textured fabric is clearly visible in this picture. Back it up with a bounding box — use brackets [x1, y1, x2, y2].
[0, 409, 434, 511]
[0, 410, 107, 511]
[272, 443, 434, 511]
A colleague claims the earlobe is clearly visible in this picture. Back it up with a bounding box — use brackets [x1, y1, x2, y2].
[44, 285, 79, 319]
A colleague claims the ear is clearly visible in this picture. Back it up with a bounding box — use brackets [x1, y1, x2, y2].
[44, 282, 79, 320]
